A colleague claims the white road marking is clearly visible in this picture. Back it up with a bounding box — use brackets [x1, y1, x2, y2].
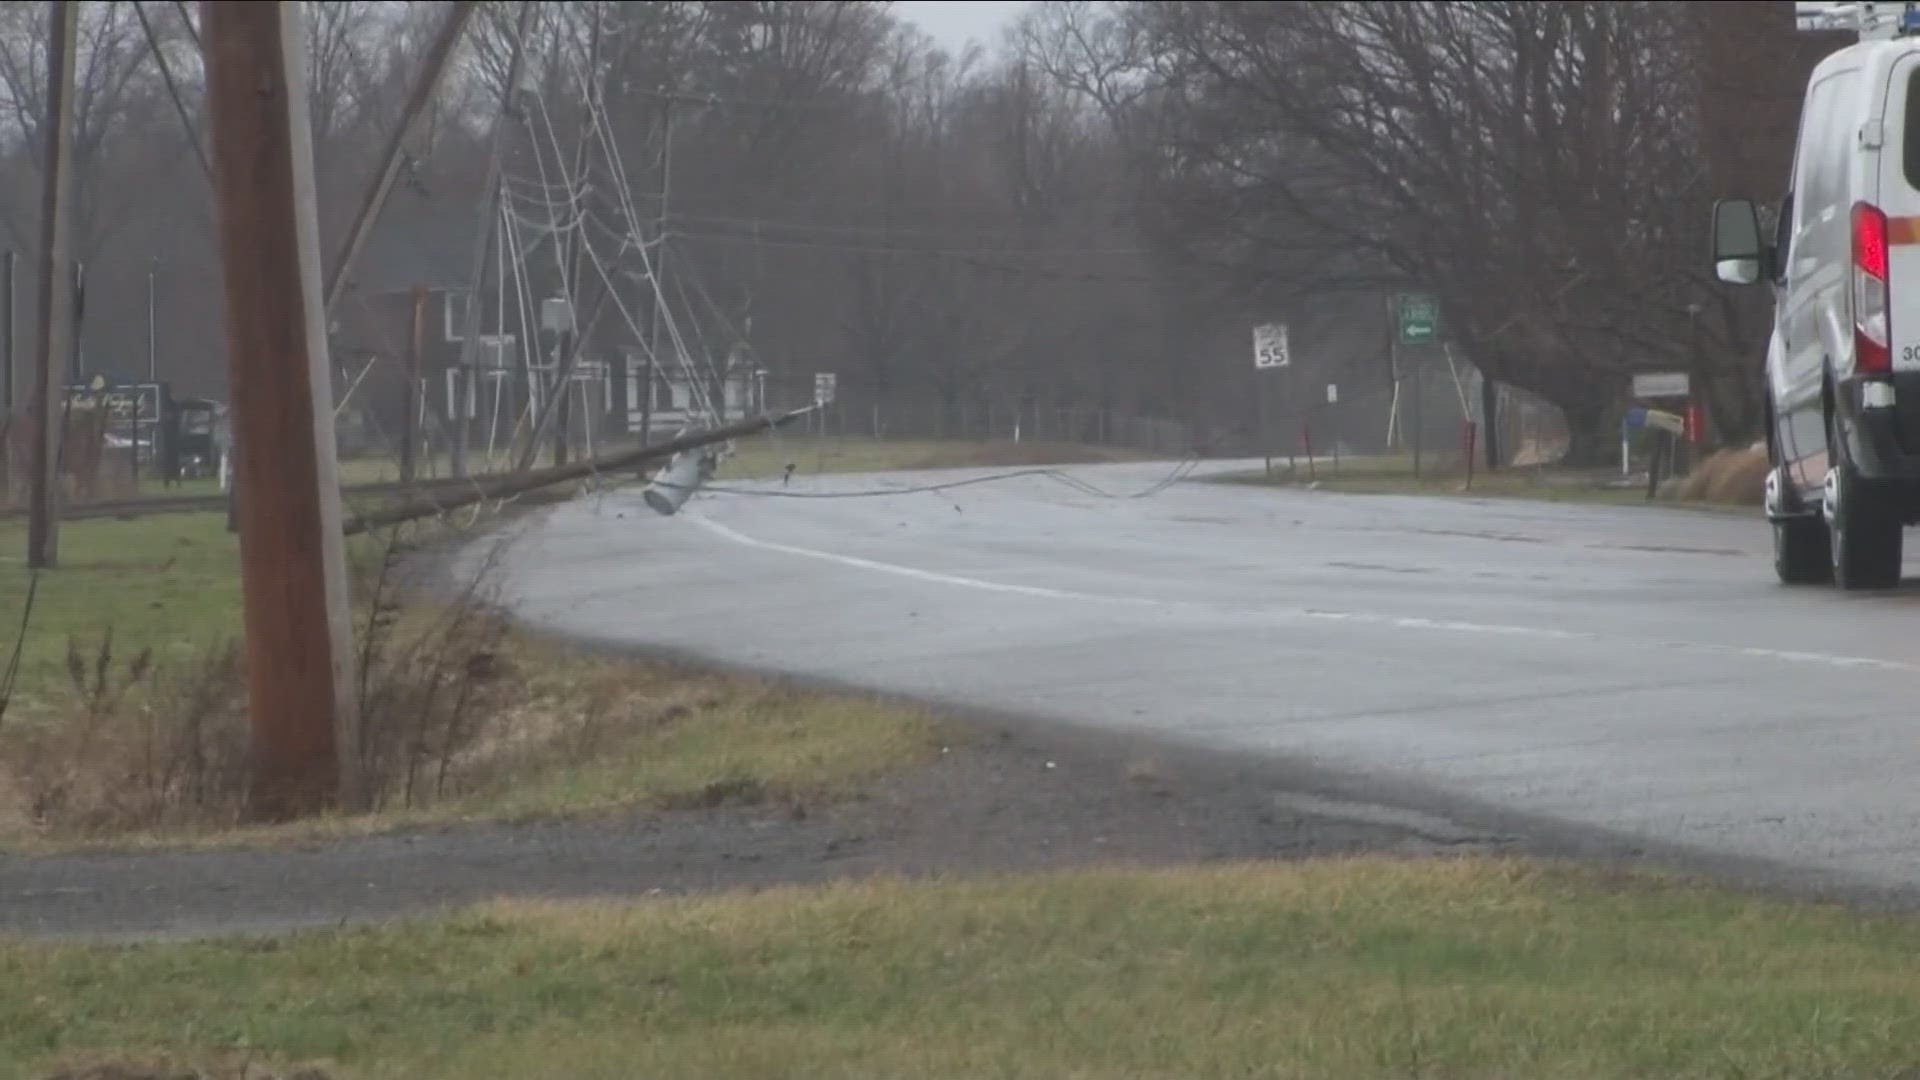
[687, 512, 1920, 677]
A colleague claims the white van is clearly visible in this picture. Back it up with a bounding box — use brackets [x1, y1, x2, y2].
[1713, 4, 1920, 588]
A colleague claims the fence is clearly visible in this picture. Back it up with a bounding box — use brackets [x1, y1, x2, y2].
[1201, 356, 1571, 472]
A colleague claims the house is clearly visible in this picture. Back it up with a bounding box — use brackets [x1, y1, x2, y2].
[335, 188, 765, 458]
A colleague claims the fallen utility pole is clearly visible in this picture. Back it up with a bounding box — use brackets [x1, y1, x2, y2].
[321, 0, 476, 316]
[204, 0, 361, 819]
[641, 92, 674, 448]
[26, 0, 78, 570]
[346, 404, 814, 536]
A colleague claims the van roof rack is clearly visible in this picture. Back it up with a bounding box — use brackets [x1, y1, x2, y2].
[1797, 1, 1920, 40]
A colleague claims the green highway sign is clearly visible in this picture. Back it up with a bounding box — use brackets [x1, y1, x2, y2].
[1397, 294, 1438, 345]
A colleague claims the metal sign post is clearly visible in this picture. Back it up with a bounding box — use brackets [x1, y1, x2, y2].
[813, 372, 836, 470]
[1252, 323, 1289, 478]
[1395, 294, 1439, 478]
[1327, 382, 1340, 475]
[1630, 371, 1693, 482]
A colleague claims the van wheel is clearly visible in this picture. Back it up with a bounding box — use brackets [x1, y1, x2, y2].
[1773, 516, 1831, 584]
[1825, 417, 1903, 590]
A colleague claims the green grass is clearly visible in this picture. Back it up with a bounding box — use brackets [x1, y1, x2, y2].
[10, 858, 1920, 1079]
[461, 672, 939, 820]
[0, 513, 242, 711]
[718, 435, 1152, 480]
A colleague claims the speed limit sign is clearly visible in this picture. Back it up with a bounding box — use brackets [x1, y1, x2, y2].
[1252, 323, 1289, 369]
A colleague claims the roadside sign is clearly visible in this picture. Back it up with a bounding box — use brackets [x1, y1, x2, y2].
[1631, 371, 1690, 399]
[1252, 323, 1289, 369]
[1396, 294, 1438, 345]
[1326, 383, 1339, 405]
[813, 371, 837, 406]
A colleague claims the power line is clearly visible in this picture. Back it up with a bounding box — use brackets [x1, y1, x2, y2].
[668, 229, 1151, 259]
[658, 457, 1203, 503]
[666, 230, 1163, 284]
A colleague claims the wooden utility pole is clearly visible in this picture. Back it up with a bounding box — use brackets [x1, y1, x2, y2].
[402, 285, 426, 484]
[204, 0, 361, 819]
[26, 0, 78, 570]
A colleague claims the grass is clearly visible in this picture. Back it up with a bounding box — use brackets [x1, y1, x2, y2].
[0, 658, 941, 854]
[458, 666, 938, 820]
[0, 513, 242, 710]
[0, 499, 941, 849]
[11, 858, 1920, 1079]
[1218, 452, 1676, 507]
[0, 568, 940, 850]
[717, 435, 1152, 480]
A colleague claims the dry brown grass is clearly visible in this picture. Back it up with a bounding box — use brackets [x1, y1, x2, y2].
[0, 524, 937, 848]
[1664, 442, 1767, 506]
[0, 621, 936, 849]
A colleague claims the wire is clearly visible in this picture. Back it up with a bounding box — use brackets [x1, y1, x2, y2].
[668, 229, 1154, 260]
[656, 456, 1203, 503]
[666, 231, 1164, 285]
[0, 568, 40, 731]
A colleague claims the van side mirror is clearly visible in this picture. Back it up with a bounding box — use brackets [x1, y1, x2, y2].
[1711, 197, 1767, 286]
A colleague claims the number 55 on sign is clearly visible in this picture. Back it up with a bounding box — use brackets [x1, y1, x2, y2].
[1253, 323, 1289, 369]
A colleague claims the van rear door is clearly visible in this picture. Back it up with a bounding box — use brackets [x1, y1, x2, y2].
[1879, 48, 1920, 370]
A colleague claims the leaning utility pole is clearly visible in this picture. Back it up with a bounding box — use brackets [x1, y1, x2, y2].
[26, 0, 78, 570]
[401, 284, 426, 484]
[449, 3, 536, 480]
[321, 0, 476, 316]
[204, 0, 361, 819]
[640, 92, 674, 447]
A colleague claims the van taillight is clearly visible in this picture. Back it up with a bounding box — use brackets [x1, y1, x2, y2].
[1853, 201, 1892, 376]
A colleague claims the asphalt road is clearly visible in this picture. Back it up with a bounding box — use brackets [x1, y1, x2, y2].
[488, 459, 1920, 893]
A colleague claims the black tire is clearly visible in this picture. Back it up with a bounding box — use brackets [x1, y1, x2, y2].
[1773, 516, 1831, 584]
[1828, 415, 1904, 590]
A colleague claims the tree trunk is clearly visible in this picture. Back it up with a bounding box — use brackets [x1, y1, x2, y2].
[1560, 402, 1614, 469]
[1704, 367, 1763, 449]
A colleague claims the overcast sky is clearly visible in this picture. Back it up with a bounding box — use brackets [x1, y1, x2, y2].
[893, 0, 1033, 53]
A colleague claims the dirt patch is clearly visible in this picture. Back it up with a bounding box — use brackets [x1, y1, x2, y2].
[0, 714, 1544, 940]
[1664, 443, 1767, 506]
